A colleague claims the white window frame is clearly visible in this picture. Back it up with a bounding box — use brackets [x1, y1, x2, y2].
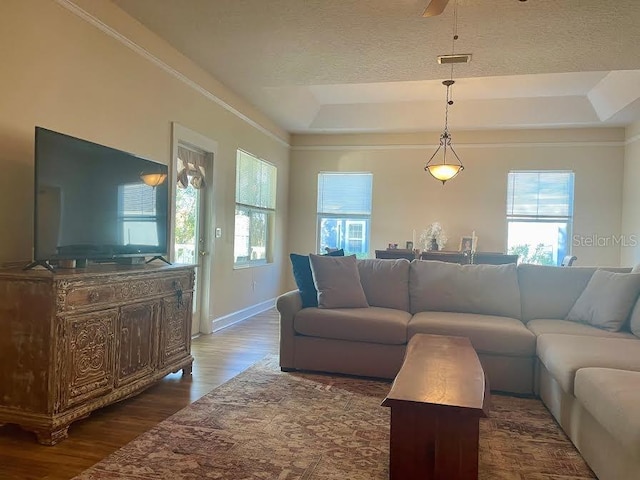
[506, 170, 575, 266]
[317, 172, 372, 257]
[234, 150, 276, 268]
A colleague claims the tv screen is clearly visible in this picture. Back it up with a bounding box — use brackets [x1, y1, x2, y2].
[34, 127, 169, 263]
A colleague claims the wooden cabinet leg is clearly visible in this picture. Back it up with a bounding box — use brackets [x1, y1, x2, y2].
[182, 362, 193, 376]
[35, 425, 70, 446]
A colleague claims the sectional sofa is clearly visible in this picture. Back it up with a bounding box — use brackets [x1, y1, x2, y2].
[277, 256, 640, 480]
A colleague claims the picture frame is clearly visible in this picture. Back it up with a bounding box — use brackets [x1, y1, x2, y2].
[459, 236, 476, 252]
[405, 241, 414, 250]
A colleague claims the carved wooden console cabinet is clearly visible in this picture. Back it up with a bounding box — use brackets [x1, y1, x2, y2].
[0, 263, 195, 445]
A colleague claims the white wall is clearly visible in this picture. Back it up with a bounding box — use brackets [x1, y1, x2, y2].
[288, 128, 625, 288]
[621, 121, 640, 266]
[0, 0, 290, 323]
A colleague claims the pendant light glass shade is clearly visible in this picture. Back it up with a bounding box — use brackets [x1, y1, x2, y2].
[140, 172, 167, 187]
[426, 163, 463, 183]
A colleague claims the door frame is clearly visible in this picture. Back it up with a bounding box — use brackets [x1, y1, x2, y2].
[170, 122, 218, 335]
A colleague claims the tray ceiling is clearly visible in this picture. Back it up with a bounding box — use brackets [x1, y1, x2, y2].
[111, 0, 640, 133]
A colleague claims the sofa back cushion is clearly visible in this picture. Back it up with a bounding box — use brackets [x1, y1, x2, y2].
[357, 258, 411, 311]
[518, 264, 631, 323]
[409, 261, 521, 319]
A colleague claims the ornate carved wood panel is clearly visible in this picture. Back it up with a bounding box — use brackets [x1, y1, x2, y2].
[61, 309, 117, 410]
[115, 301, 158, 387]
[160, 292, 193, 366]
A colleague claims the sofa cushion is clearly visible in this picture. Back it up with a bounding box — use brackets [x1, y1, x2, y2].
[309, 254, 369, 309]
[575, 368, 640, 459]
[357, 258, 410, 312]
[408, 311, 536, 356]
[565, 270, 640, 331]
[290, 249, 344, 308]
[527, 319, 636, 339]
[409, 261, 521, 319]
[536, 334, 640, 394]
[517, 264, 631, 323]
[294, 307, 411, 345]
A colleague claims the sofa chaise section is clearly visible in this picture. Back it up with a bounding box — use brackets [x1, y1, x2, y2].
[573, 368, 640, 480]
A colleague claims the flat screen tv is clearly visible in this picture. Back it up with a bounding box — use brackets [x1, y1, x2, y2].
[31, 127, 169, 267]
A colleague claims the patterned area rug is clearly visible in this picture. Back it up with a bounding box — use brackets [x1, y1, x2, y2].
[74, 356, 594, 479]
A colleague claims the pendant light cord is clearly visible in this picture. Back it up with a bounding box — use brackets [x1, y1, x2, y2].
[450, 0, 458, 80]
[445, 0, 459, 132]
[444, 83, 451, 132]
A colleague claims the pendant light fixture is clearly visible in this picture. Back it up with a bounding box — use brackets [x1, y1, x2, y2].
[424, 0, 465, 185]
[140, 172, 167, 187]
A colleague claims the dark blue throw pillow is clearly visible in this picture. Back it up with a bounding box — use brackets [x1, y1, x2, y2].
[290, 249, 344, 308]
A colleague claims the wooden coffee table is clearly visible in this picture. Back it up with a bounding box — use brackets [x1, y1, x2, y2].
[382, 333, 489, 480]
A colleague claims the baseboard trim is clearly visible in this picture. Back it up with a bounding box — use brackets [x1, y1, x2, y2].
[210, 298, 276, 332]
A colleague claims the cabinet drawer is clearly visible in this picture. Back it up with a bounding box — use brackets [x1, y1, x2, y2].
[58, 271, 193, 312]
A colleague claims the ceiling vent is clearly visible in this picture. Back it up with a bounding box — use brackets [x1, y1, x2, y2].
[437, 54, 472, 64]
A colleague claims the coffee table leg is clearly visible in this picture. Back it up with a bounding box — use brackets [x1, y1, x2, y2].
[388, 407, 436, 479]
[434, 414, 480, 479]
[388, 407, 480, 480]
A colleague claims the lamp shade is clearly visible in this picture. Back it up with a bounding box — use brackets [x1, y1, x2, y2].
[426, 163, 463, 183]
[140, 172, 167, 187]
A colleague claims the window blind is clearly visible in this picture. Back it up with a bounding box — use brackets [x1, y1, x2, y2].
[317, 173, 373, 215]
[120, 184, 156, 216]
[507, 171, 574, 219]
[236, 150, 276, 209]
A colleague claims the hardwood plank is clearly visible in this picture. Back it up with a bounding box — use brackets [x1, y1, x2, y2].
[0, 308, 280, 480]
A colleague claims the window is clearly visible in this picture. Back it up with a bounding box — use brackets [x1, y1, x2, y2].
[317, 172, 373, 258]
[118, 183, 160, 246]
[507, 170, 574, 266]
[234, 150, 277, 267]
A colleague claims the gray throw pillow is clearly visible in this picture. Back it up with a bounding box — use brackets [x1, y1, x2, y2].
[566, 270, 640, 332]
[309, 254, 369, 309]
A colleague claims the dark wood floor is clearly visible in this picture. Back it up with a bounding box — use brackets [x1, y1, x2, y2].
[0, 309, 280, 480]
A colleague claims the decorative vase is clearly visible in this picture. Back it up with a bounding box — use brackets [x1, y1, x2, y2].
[430, 238, 439, 251]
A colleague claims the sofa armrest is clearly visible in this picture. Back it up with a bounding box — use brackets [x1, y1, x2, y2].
[276, 290, 303, 369]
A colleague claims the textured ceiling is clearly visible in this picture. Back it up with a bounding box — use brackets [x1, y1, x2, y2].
[111, 0, 640, 133]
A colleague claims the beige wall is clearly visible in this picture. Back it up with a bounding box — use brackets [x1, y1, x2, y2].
[289, 128, 625, 288]
[0, 0, 290, 323]
[621, 121, 640, 267]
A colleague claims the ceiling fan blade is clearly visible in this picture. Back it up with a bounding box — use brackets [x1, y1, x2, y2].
[422, 0, 449, 17]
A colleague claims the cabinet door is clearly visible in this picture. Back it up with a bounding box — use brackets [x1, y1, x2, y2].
[60, 309, 117, 410]
[115, 301, 158, 387]
[160, 292, 193, 367]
